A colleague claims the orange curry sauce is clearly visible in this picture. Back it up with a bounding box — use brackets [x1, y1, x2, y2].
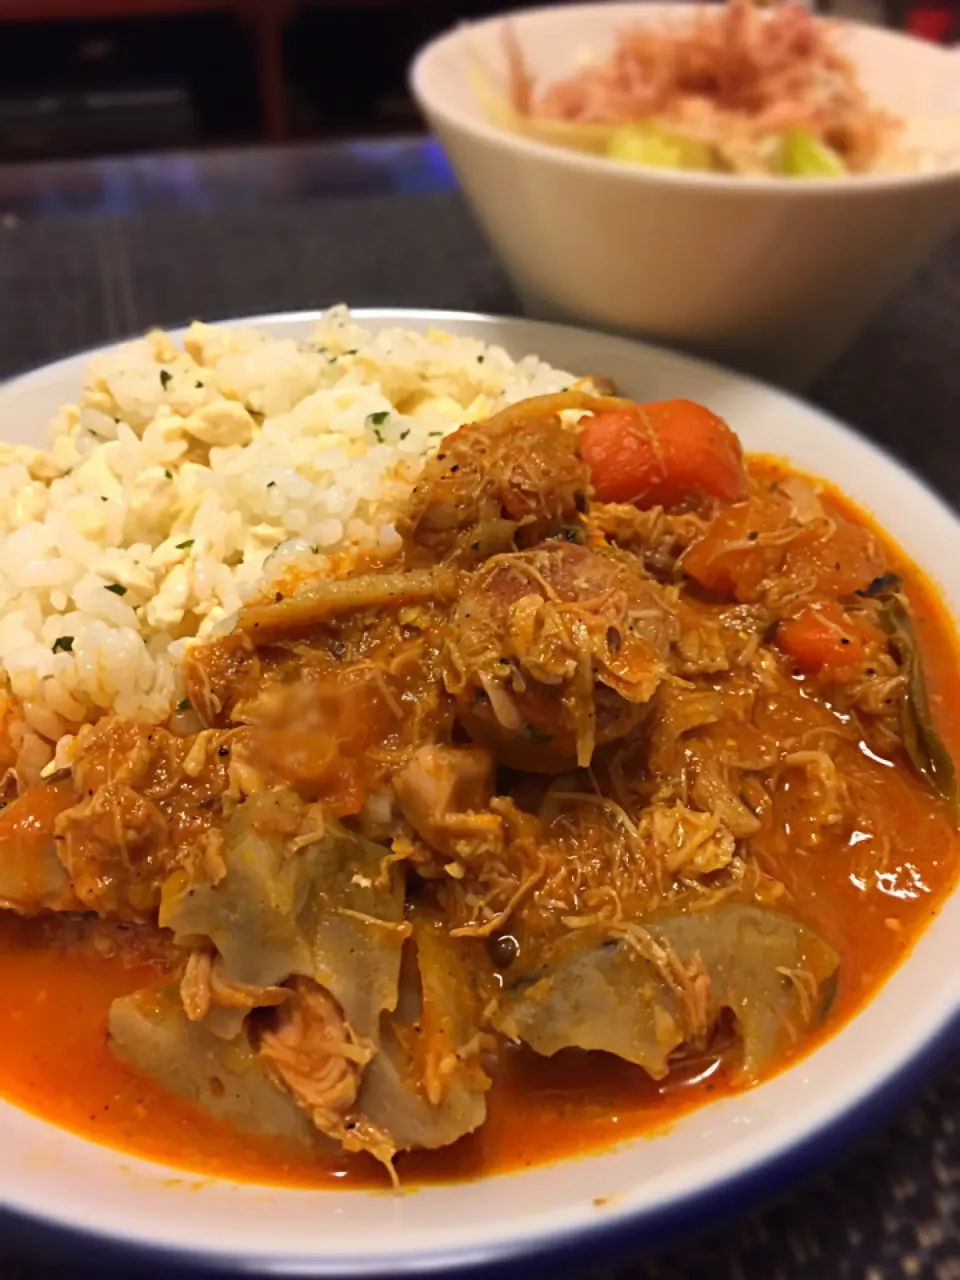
[0, 457, 957, 1190]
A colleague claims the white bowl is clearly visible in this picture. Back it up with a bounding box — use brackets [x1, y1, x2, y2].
[410, 5, 960, 388]
[0, 310, 958, 1275]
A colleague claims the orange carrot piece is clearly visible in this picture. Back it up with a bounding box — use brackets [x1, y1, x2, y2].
[580, 399, 747, 509]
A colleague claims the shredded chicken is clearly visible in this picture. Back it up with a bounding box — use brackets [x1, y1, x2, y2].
[586, 502, 708, 580]
[649, 803, 736, 877]
[689, 748, 763, 839]
[780, 749, 847, 828]
[615, 923, 713, 1047]
[181, 948, 292, 1023]
[54, 782, 171, 920]
[775, 964, 819, 1025]
[180, 948, 214, 1022]
[258, 978, 372, 1131]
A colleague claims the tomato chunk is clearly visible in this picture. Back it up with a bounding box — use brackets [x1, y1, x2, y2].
[778, 603, 864, 672]
[684, 487, 886, 604]
[682, 491, 792, 597]
[778, 602, 888, 675]
[581, 399, 747, 509]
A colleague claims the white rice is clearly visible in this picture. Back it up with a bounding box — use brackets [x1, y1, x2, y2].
[0, 305, 574, 779]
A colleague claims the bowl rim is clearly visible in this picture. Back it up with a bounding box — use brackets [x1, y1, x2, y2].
[0, 306, 958, 1277]
[410, 0, 960, 197]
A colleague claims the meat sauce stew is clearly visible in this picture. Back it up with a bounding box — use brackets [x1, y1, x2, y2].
[0, 392, 957, 1188]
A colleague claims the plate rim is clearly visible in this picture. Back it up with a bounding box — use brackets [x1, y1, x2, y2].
[0, 306, 958, 1276]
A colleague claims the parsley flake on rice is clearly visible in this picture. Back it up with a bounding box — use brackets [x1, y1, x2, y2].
[0, 306, 574, 783]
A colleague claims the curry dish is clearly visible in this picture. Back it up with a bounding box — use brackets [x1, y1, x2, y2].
[0, 390, 957, 1188]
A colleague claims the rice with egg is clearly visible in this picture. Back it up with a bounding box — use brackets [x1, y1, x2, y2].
[0, 306, 575, 783]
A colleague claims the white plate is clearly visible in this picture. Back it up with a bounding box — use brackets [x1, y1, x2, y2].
[0, 310, 958, 1276]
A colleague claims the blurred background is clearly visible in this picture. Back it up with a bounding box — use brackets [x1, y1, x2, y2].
[0, 0, 954, 167]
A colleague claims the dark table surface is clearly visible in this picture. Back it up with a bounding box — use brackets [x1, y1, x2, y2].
[0, 138, 958, 1280]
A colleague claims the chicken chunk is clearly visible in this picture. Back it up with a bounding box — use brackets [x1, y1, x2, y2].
[0, 719, 241, 921]
[398, 404, 589, 563]
[445, 541, 676, 770]
[55, 782, 171, 920]
[392, 744, 501, 861]
[257, 977, 370, 1134]
[70, 717, 237, 850]
[51, 717, 247, 919]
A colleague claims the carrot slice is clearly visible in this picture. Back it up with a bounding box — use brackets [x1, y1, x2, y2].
[580, 399, 747, 509]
